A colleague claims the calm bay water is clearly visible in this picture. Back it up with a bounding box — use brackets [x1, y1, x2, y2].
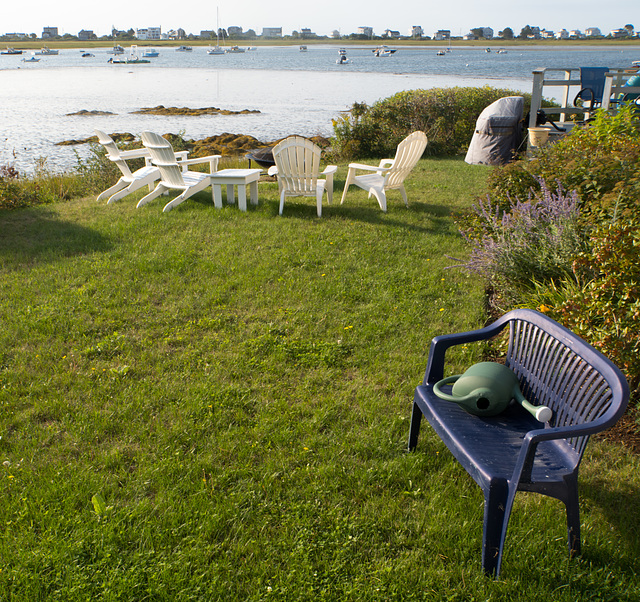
[1, 44, 639, 174]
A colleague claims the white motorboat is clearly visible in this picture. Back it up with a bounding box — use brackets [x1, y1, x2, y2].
[22, 53, 40, 62]
[176, 45, 192, 52]
[36, 46, 59, 55]
[373, 45, 397, 57]
[300, 45, 308, 52]
[108, 45, 150, 64]
[142, 48, 159, 58]
[226, 45, 245, 54]
[110, 45, 125, 55]
[336, 49, 351, 64]
[207, 45, 225, 55]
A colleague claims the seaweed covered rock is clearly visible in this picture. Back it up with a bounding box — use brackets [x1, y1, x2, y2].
[131, 105, 260, 116]
[56, 132, 136, 146]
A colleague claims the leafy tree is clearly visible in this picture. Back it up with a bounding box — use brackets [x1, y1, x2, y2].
[471, 28, 485, 39]
[519, 25, 533, 39]
[500, 27, 514, 40]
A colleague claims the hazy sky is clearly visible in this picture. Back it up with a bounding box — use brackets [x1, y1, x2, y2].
[3, 0, 638, 38]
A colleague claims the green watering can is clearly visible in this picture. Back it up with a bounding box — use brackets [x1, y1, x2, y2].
[433, 362, 552, 422]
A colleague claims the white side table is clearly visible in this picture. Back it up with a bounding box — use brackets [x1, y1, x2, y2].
[210, 169, 262, 211]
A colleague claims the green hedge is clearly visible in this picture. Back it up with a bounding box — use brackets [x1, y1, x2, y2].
[331, 86, 537, 159]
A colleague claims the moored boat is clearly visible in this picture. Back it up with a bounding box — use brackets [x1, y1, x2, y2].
[336, 49, 351, 64]
[108, 45, 150, 64]
[226, 45, 245, 53]
[36, 46, 59, 55]
[2, 47, 24, 55]
[373, 45, 397, 57]
[176, 45, 192, 52]
[142, 48, 159, 58]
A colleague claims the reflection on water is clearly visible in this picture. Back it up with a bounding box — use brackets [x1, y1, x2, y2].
[0, 45, 638, 174]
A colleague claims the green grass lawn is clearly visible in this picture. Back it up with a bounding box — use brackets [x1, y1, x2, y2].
[1, 158, 639, 600]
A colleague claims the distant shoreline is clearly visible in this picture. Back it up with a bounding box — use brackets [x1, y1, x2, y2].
[4, 38, 640, 51]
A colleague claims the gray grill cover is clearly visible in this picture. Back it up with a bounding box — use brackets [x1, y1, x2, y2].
[465, 96, 524, 166]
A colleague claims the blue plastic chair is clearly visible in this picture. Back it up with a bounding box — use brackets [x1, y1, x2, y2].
[573, 66, 609, 109]
[408, 309, 630, 576]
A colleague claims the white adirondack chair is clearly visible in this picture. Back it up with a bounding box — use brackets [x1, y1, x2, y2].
[95, 129, 187, 204]
[138, 131, 221, 212]
[340, 131, 428, 212]
[268, 136, 337, 217]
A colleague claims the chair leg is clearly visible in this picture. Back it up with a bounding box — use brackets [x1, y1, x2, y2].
[316, 182, 326, 217]
[399, 186, 409, 208]
[97, 179, 126, 202]
[370, 188, 387, 212]
[565, 476, 581, 558]
[279, 191, 286, 215]
[136, 184, 167, 208]
[340, 169, 355, 205]
[481, 480, 511, 577]
[407, 402, 423, 451]
[325, 175, 334, 204]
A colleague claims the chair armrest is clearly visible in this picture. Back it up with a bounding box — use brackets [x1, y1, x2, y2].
[347, 162, 392, 174]
[321, 165, 338, 175]
[423, 319, 511, 384]
[511, 418, 619, 485]
[267, 166, 278, 177]
[378, 159, 394, 169]
[118, 148, 151, 160]
[179, 155, 221, 173]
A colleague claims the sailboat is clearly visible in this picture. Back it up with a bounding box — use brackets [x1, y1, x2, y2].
[208, 8, 225, 55]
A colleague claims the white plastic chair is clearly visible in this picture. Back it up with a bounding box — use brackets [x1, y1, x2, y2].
[95, 129, 187, 204]
[268, 136, 337, 217]
[138, 131, 221, 212]
[340, 131, 428, 212]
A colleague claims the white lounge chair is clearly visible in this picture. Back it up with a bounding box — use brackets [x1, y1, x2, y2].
[268, 136, 337, 217]
[138, 131, 221, 212]
[340, 131, 428, 212]
[95, 129, 189, 204]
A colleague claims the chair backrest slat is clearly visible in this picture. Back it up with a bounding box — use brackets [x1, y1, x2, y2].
[385, 131, 428, 189]
[95, 129, 134, 179]
[141, 131, 186, 188]
[273, 136, 322, 195]
[503, 312, 628, 461]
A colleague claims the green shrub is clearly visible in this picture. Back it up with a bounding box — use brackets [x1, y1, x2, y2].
[331, 86, 540, 159]
[525, 218, 640, 394]
[0, 143, 122, 211]
[488, 104, 640, 220]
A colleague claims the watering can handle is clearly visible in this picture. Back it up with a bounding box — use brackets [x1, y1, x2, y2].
[432, 375, 462, 402]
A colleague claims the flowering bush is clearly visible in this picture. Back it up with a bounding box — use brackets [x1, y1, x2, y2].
[459, 179, 587, 306]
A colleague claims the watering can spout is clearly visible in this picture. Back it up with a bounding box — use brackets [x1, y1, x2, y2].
[433, 362, 552, 422]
